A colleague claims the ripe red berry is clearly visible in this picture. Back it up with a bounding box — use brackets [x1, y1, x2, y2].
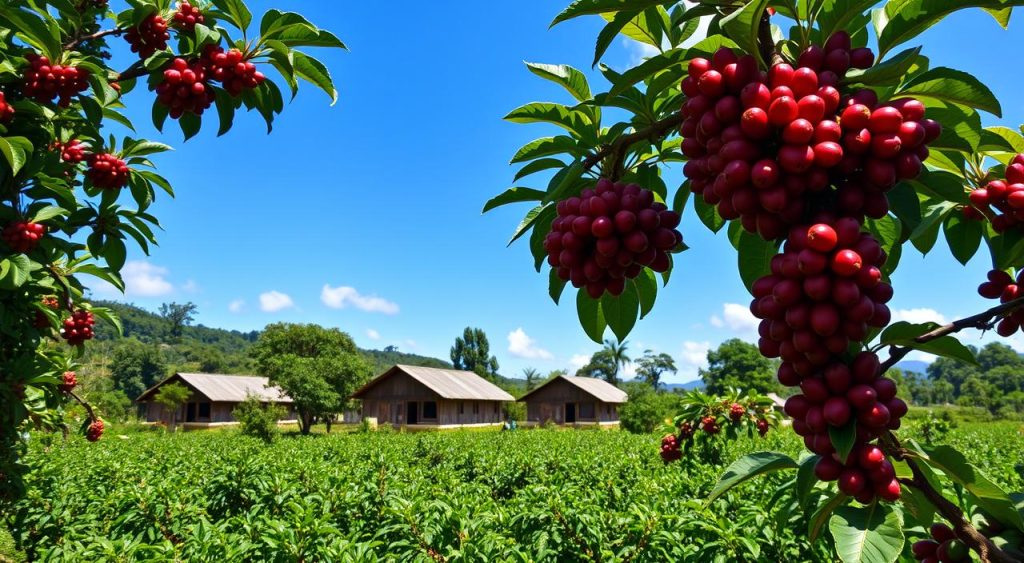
[171, 0, 206, 32]
[60, 371, 78, 393]
[61, 309, 95, 346]
[86, 153, 130, 189]
[806, 224, 838, 253]
[86, 419, 104, 442]
[124, 13, 170, 59]
[2, 221, 46, 253]
[831, 249, 863, 276]
[22, 54, 90, 107]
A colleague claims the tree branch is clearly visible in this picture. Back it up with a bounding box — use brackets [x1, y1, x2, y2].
[67, 389, 98, 423]
[879, 295, 1024, 372]
[581, 113, 685, 179]
[757, 10, 784, 67]
[880, 433, 1017, 563]
[65, 28, 123, 51]
[113, 65, 151, 83]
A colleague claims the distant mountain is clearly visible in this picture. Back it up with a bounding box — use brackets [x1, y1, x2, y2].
[897, 360, 929, 374]
[664, 380, 703, 392]
[92, 300, 453, 373]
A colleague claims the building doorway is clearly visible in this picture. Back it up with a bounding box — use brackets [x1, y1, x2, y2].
[565, 403, 576, 423]
[185, 403, 196, 422]
[406, 401, 418, 424]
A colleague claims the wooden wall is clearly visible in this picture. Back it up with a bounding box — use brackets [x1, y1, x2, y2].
[523, 379, 619, 424]
[360, 398, 504, 426]
[142, 400, 295, 423]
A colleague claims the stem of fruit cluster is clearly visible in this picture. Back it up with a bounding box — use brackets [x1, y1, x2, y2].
[881, 433, 1015, 563]
[64, 28, 123, 51]
[113, 64, 150, 83]
[878, 295, 1024, 372]
[580, 113, 685, 177]
[757, 10, 785, 67]
[67, 389, 98, 423]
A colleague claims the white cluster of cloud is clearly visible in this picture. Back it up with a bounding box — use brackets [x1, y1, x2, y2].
[366, 329, 381, 340]
[709, 303, 759, 335]
[507, 328, 554, 360]
[93, 260, 175, 298]
[259, 291, 294, 312]
[321, 285, 399, 314]
[891, 308, 947, 325]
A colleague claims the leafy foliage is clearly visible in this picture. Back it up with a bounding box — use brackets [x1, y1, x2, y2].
[233, 395, 285, 444]
[450, 327, 500, 380]
[700, 338, 780, 396]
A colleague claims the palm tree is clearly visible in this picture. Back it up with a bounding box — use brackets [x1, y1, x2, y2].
[523, 367, 540, 390]
[603, 338, 631, 384]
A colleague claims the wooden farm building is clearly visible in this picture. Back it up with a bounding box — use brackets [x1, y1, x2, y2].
[350, 365, 514, 429]
[518, 375, 628, 427]
[136, 373, 296, 428]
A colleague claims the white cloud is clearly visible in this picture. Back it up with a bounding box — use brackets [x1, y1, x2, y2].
[259, 291, 293, 312]
[891, 308, 947, 325]
[366, 329, 381, 340]
[710, 303, 760, 335]
[906, 351, 938, 363]
[507, 328, 554, 360]
[569, 354, 591, 371]
[181, 280, 200, 293]
[92, 260, 175, 298]
[622, 1, 709, 64]
[404, 339, 418, 349]
[320, 285, 399, 315]
[228, 299, 245, 313]
[678, 341, 712, 379]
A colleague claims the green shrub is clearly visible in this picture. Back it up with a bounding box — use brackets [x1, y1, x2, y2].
[618, 382, 684, 434]
[233, 396, 286, 444]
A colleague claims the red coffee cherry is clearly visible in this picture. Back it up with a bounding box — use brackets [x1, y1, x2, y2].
[0, 91, 15, 122]
[61, 309, 95, 345]
[124, 13, 170, 59]
[60, 371, 78, 393]
[201, 46, 267, 97]
[86, 419, 104, 442]
[171, 0, 206, 31]
[22, 54, 90, 107]
[86, 153, 130, 189]
[155, 57, 215, 118]
[2, 221, 46, 253]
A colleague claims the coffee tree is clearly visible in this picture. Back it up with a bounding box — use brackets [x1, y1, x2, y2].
[0, 0, 341, 505]
[489, 1, 1024, 561]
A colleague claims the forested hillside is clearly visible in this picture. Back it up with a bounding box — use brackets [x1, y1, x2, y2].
[76, 301, 455, 421]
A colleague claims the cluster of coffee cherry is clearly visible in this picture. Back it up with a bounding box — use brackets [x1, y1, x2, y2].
[966, 154, 1024, 232]
[201, 45, 267, 96]
[124, 13, 170, 59]
[659, 433, 682, 463]
[61, 309, 95, 346]
[86, 419, 104, 442]
[86, 153, 130, 189]
[912, 523, 970, 562]
[156, 57, 216, 118]
[59, 371, 78, 393]
[171, 1, 205, 32]
[662, 403, 771, 463]
[976, 269, 1024, 336]
[752, 220, 892, 366]
[2, 221, 46, 254]
[0, 91, 14, 122]
[55, 139, 86, 163]
[545, 178, 682, 298]
[680, 37, 937, 240]
[22, 54, 90, 107]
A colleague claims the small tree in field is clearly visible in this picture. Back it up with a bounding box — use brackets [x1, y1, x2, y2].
[700, 339, 779, 395]
[490, 1, 1024, 560]
[0, 0, 342, 505]
[450, 327, 500, 379]
[159, 301, 197, 338]
[635, 350, 676, 390]
[153, 381, 190, 431]
[233, 395, 285, 443]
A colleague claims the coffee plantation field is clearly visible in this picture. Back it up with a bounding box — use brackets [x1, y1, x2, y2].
[4, 422, 1023, 562]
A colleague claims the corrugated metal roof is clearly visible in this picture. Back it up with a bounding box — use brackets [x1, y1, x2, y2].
[351, 365, 515, 401]
[518, 375, 629, 403]
[137, 373, 292, 403]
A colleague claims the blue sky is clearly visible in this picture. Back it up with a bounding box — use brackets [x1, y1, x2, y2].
[91, 2, 1024, 383]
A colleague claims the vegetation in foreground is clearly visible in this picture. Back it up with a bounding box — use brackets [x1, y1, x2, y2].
[5, 420, 1022, 562]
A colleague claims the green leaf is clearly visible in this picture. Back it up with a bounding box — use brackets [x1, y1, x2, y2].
[507, 203, 551, 246]
[594, 10, 643, 66]
[898, 67, 1002, 116]
[910, 200, 957, 255]
[550, 0, 669, 27]
[829, 421, 858, 464]
[733, 228, 777, 293]
[917, 445, 1024, 532]
[829, 503, 904, 563]
[924, 104, 982, 154]
[607, 47, 687, 98]
[122, 141, 173, 157]
[706, 452, 798, 504]
[510, 136, 580, 164]
[513, 158, 566, 182]
[817, 0, 884, 41]
[983, 126, 1024, 154]
[29, 206, 66, 223]
[0, 136, 30, 175]
[842, 47, 921, 87]
[103, 237, 127, 271]
[943, 213, 983, 265]
[601, 281, 640, 341]
[213, 88, 236, 136]
[634, 268, 658, 319]
[577, 290, 607, 344]
[210, 0, 252, 30]
[0, 6, 62, 60]
[720, 0, 771, 65]
[549, 267, 567, 305]
[984, 6, 1013, 27]
[179, 112, 201, 141]
[525, 62, 592, 102]
[864, 215, 901, 260]
[810, 493, 849, 541]
[796, 455, 822, 508]
[0, 255, 32, 289]
[504, 102, 594, 140]
[878, 321, 978, 365]
[482, 187, 547, 213]
[693, 194, 725, 233]
[292, 51, 337, 105]
[987, 225, 1024, 271]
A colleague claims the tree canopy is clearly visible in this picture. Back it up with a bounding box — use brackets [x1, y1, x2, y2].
[451, 327, 499, 380]
[700, 339, 778, 396]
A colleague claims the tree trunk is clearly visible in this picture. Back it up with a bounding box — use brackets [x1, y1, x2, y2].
[300, 411, 314, 435]
[325, 417, 332, 433]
